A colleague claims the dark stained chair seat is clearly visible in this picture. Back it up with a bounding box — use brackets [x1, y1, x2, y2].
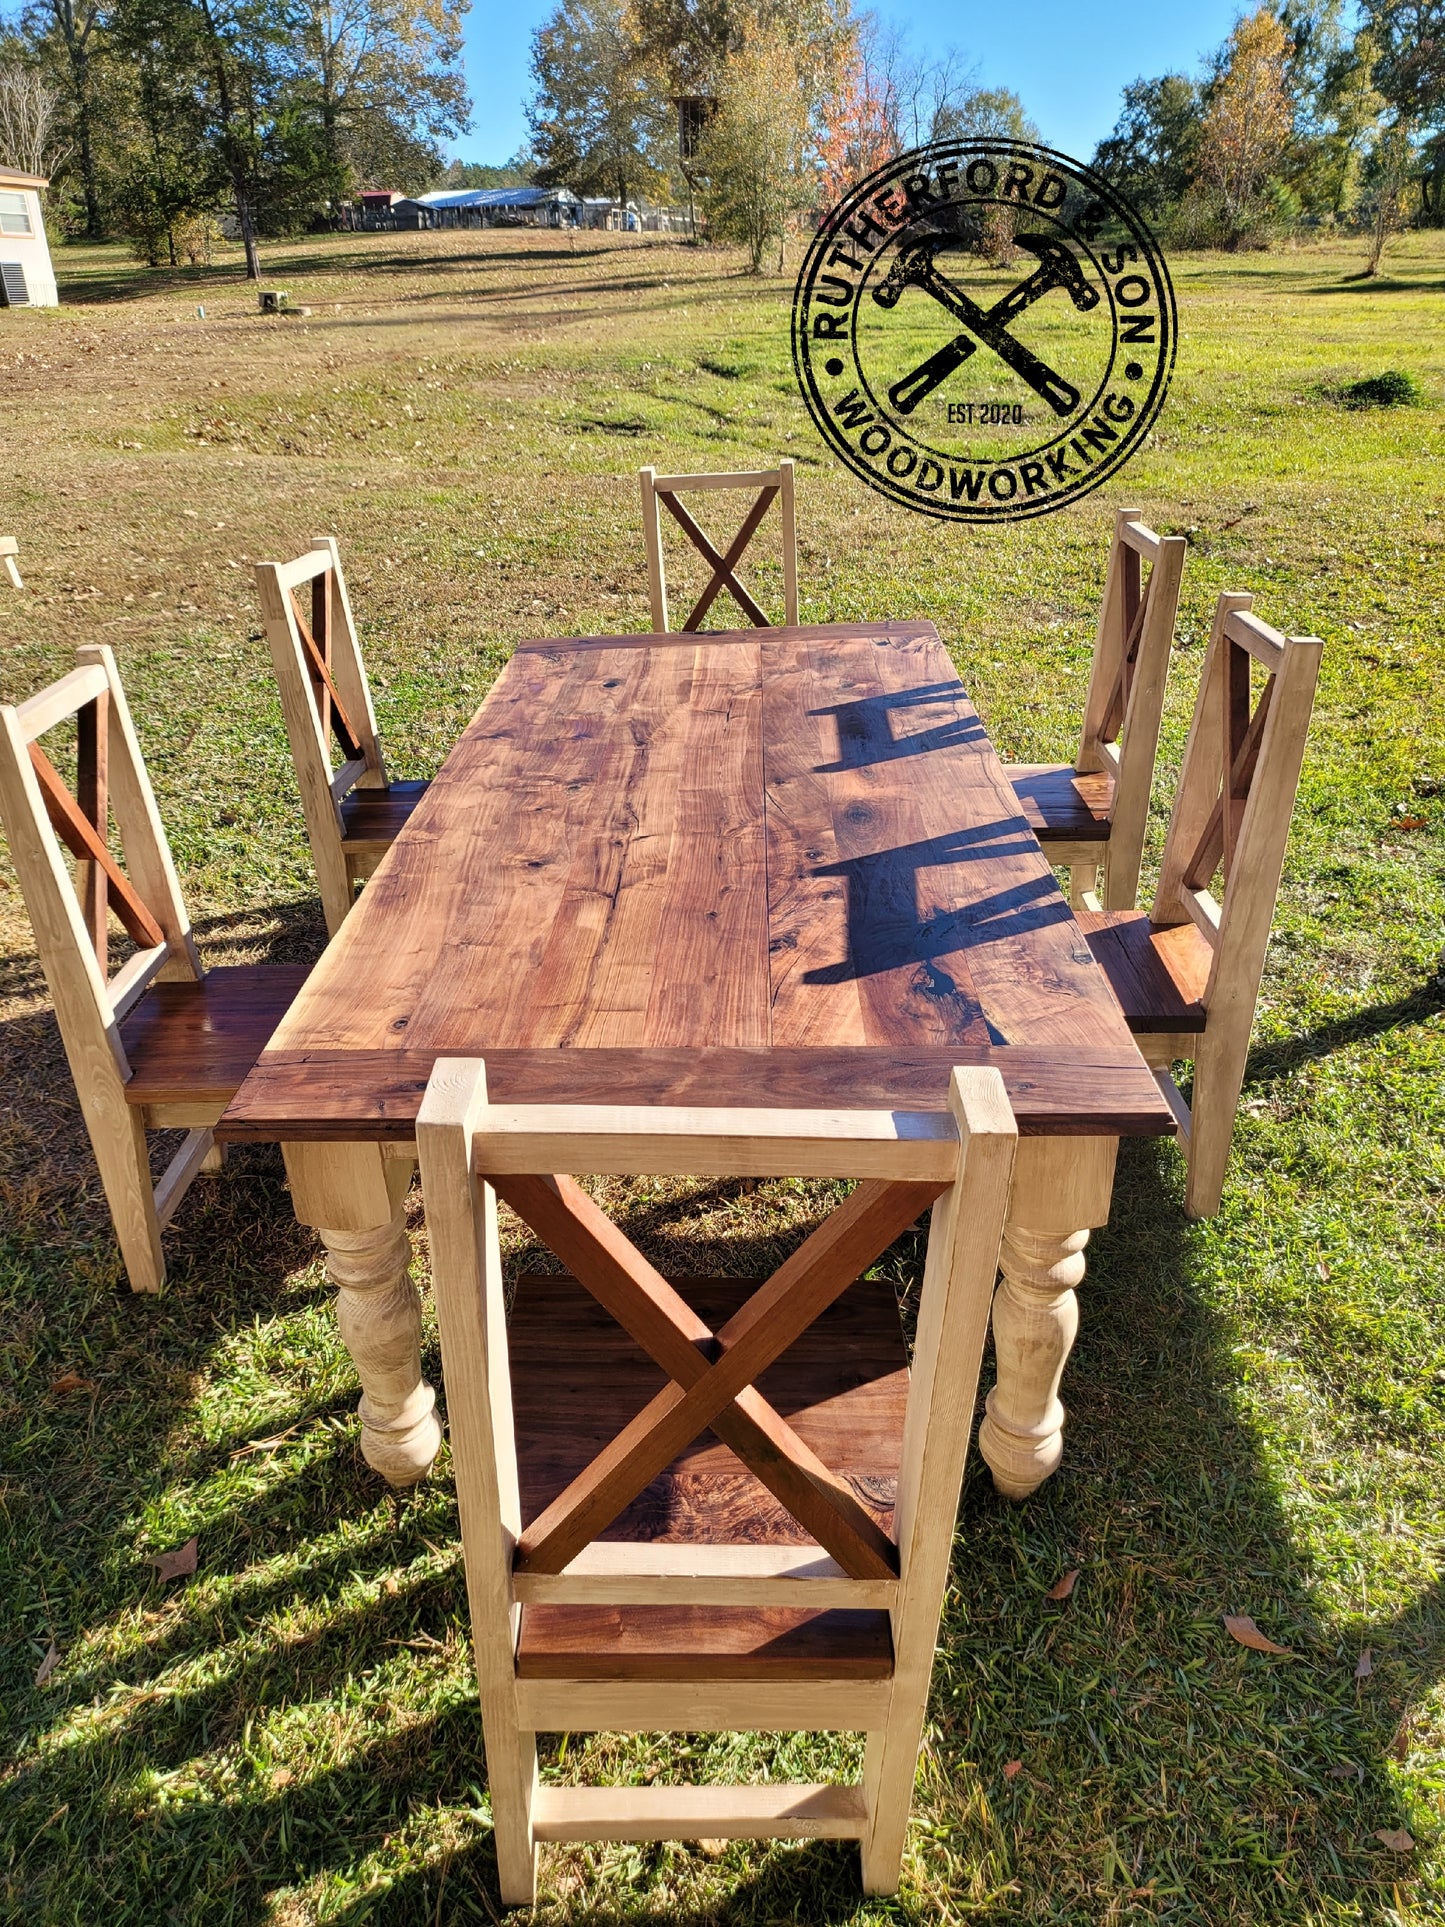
[509, 1272, 906, 1681]
[1008, 763, 1115, 842]
[1074, 910, 1211, 1033]
[119, 965, 311, 1109]
[339, 778, 430, 851]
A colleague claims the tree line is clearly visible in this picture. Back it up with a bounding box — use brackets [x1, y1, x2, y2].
[0, 0, 1439, 279]
[528, 0, 1445, 273]
[1094, 1, 1445, 272]
[0, 0, 469, 273]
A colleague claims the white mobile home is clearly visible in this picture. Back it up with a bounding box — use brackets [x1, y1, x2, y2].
[0, 168, 58, 308]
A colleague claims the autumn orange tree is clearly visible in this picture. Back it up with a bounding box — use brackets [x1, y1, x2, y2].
[1194, 5, 1294, 245]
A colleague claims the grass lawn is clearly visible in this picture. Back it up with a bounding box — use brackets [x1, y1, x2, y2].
[1, 223, 1444, 1924]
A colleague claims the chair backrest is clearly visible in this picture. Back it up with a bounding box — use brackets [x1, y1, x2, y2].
[1153, 593, 1323, 1018]
[0, 644, 201, 1085]
[254, 536, 387, 922]
[1075, 508, 1187, 909]
[640, 462, 798, 633]
[2, 535, 21, 588]
[416, 1057, 1016, 1899]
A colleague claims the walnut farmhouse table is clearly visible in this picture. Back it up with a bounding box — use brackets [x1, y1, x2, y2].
[221, 621, 1173, 1497]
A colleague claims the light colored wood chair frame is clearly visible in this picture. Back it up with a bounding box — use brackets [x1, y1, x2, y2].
[1, 535, 21, 588]
[640, 463, 798, 633]
[1111, 593, 1322, 1216]
[255, 537, 398, 937]
[1009, 508, 1186, 910]
[0, 645, 222, 1293]
[416, 1058, 1017, 1903]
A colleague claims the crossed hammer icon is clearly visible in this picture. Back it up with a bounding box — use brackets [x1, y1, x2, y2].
[872, 232, 1099, 419]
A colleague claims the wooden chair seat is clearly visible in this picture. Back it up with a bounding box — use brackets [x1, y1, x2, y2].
[1009, 763, 1115, 842]
[511, 1271, 903, 1680]
[1074, 910, 1211, 1033]
[340, 778, 430, 851]
[120, 964, 311, 1109]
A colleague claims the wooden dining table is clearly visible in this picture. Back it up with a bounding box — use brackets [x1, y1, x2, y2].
[220, 619, 1174, 1497]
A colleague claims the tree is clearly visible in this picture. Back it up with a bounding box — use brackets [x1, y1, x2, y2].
[22, 0, 106, 234]
[1194, 6, 1295, 244]
[1361, 0, 1445, 219]
[1093, 74, 1203, 221]
[697, 16, 808, 268]
[299, 0, 468, 194]
[1360, 111, 1417, 268]
[0, 56, 64, 175]
[528, 0, 670, 208]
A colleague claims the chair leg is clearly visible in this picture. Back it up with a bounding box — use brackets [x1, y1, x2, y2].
[89, 1102, 166, 1293]
[485, 1711, 539, 1905]
[1067, 862, 1098, 909]
[859, 1715, 918, 1893]
[1183, 1033, 1248, 1220]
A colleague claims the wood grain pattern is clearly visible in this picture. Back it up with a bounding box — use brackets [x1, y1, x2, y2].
[220, 1044, 1173, 1140]
[121, 965, 311, 1106]
[1007, 764, 1115, 841]
[229, 622, 1170, 1141]
[1074, 910, 1211, 1032]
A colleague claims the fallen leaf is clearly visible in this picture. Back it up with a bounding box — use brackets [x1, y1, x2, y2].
[50, 1371, 95, 1395]
[1355, 1649, 1374, 1679]
[1390, 816, 1427, 832]
[1003, 1759, 1023, 1780]
[1375, 1828, 1414, 1852]
[146, 1537, 198, 1583]
[34, 1641, 59, 1687]
[1224, 1614, 1293, 1655]
[1046, 1569, 1081, 1602]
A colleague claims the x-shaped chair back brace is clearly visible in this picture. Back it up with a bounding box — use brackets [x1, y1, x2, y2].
[640, 463, 798, 633]
[495, 1167, 942, 1577]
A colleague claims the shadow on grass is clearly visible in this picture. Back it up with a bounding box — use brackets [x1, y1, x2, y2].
[1244, 972, 1445, 1089]
[1, 906, 1437, 1918]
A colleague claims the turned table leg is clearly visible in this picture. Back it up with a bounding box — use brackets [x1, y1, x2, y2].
[283, 1139, 442, 1488]
[977, 1134, 1118, 1501]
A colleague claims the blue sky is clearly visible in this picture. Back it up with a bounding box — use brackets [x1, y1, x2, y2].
[458, 0, 1252, 167]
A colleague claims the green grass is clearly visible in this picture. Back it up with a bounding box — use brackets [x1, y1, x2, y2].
[1, 225, 1444, 1923]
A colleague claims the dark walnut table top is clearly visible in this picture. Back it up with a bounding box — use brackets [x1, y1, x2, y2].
[222, 621, 1173, 1142]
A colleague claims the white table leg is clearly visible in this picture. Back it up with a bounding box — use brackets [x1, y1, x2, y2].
[977, 1135, 1118, 1501]
[283, 1140, 441, 1487]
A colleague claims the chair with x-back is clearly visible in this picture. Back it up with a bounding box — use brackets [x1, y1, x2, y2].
[640, 461, 798, 632]
[2, 535, 22, 588]
[1076, 592, 1323, 1217]
[1006, 508, 1187, 910]
[0, 645, 308, 1292]
[255, 537, 429, 937]
[415, 1056, 1017, 1903]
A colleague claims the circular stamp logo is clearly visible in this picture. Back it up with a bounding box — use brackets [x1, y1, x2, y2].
[792, 139, 1176, 522]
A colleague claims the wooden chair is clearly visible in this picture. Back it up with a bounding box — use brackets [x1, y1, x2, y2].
[0, 645, 308, 1293]
[255, 537, 428, 937]
[416, 1056, 1017, 1903]
[1006, 508, 1186, 910]
[1076, 593, 1323, 1218]
[2, 535, 21, 588]
[640, 462, 798, 632]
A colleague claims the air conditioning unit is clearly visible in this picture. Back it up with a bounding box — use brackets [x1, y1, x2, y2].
[0, 262, 29, 306]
